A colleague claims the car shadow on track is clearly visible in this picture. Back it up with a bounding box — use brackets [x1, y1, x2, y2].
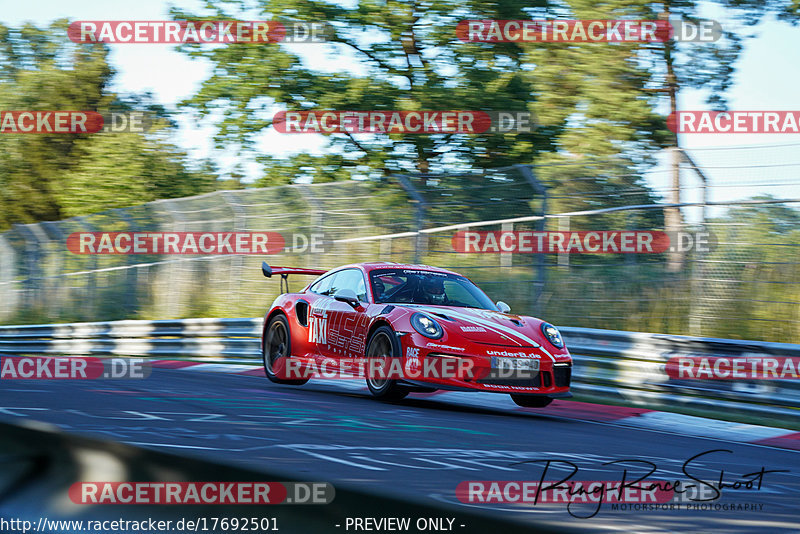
[265, 380, 575, 424]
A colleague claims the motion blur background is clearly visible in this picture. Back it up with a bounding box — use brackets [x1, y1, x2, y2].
[1, 0, 799, 343]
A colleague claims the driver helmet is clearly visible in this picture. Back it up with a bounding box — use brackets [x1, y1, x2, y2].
[373, 280, 386, 301]
[422, 276, 446, 304]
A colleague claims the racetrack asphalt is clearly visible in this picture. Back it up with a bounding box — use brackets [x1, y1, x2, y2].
[0, 367, 798, 533]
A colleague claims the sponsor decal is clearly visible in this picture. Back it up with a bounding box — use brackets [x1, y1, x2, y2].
[486, 350, 539, 358]
[425, 343, 466, 352]
[461, 326, 487, 333]
[308, 314, 328, 344]
[405, 347, 421, 375]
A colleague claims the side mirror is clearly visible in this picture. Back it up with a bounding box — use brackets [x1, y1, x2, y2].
[334, 289, 361, 308]
[496, 301, 511, 313]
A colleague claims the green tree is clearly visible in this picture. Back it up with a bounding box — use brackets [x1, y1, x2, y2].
[0, 20, 220, 230]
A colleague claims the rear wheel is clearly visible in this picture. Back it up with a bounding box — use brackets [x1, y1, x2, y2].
[365, 326, 409, 401]
[510, 394, 553, 408]
[263, 314, 308, 385]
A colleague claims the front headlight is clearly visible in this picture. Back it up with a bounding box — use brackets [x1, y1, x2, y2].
[540, 322, 564, 348]
[411, 313, 444, 339]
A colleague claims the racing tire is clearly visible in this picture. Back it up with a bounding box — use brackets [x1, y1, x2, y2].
[263, 314, 309, 385]
[510, 394, 553, 408]
[365, 326, 409, 401]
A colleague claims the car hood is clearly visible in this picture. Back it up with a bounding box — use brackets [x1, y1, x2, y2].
[400, 304, 543, 347]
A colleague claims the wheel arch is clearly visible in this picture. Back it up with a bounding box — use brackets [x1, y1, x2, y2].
[262, 308, 289, 348]
[365, 319, 397, 353]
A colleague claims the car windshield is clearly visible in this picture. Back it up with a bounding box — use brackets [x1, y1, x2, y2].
[369, 268, 496, 309]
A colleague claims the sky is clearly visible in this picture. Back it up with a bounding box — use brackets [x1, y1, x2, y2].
[4, 0, 800, 214]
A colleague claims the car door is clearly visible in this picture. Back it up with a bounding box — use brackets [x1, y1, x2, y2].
[309, 268, 370, 360]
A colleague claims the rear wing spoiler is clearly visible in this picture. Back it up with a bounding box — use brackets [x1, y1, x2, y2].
[262, 262, 328, 293]
[261, 262, 328, 278]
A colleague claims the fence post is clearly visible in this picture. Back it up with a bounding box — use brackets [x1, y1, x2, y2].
[39, 221, 68, 318]
[154, 200, 185, 318]
[394, 175, 428, 264]
[515, 165, 548, 317]
[222, 192, 246, 312]
[297, 185, 324, 268]
[500, 222, 513, 268]
[558, 216, 570, 268]
[74, 217, 98, 318]
[14, 224, 43, 315]
[113, 208, 141, 316]
[0, 235, 18, 321]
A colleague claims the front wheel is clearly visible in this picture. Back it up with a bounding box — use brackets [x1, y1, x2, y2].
[510, 394, 553, 408]
[365, 326, 409, 401]
[263, 314, 308, 385]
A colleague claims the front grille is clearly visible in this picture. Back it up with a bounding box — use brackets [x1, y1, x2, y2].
[478, 372, 541, 387]
[553, 365, 571, 387]
[542, 371, 551, 387]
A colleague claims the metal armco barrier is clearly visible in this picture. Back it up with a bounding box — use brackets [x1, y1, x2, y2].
[559, 327, 800, 429]
[1, 318, 798, 429]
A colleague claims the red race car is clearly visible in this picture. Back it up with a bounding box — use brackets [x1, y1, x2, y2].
[260, 262, 572, 407]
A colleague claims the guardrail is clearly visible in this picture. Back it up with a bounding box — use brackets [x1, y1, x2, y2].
[1, 318, 798, 429]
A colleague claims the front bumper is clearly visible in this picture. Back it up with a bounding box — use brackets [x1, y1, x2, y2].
[399, 332, 572, 395]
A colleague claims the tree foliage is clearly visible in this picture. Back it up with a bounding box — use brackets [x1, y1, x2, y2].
[0, 20, 219, 231]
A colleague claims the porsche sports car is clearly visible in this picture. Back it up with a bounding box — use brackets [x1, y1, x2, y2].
[260, 262, 572, 407]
